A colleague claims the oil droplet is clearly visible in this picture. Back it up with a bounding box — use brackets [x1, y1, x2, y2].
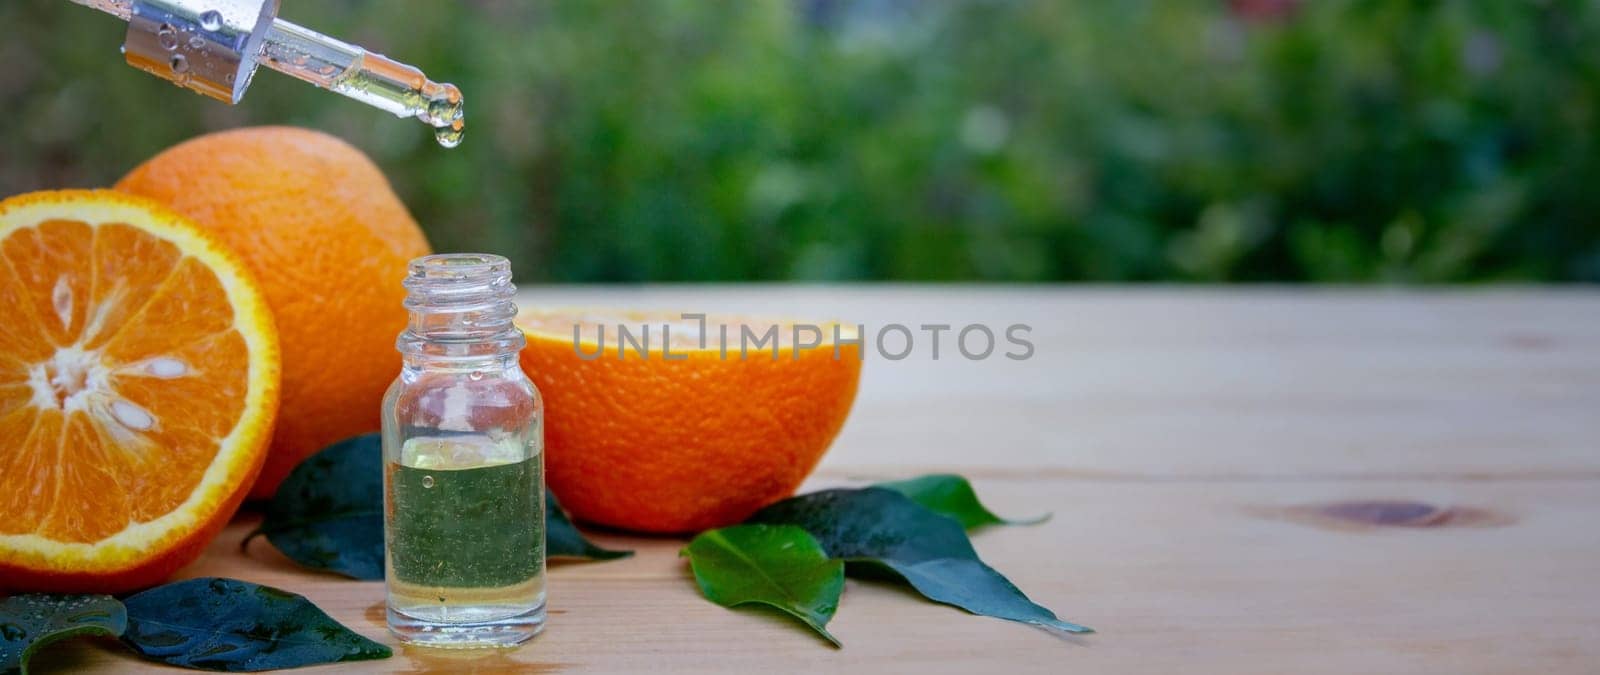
[157, 24, 178, 50]
[468, 370, 484, 381]
[188, 35, 206, 49]
[434, 119, 465, 149]
[421, 475, 435, 488]
[119, 44, 127, 55]
[425, 84, 464, 124]
[170, 54, 189, 74]
[198, 10, 224, 32]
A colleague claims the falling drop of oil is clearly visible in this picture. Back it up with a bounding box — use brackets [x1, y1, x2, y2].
[198, 10, 224, 32]
[434, 119, 465, 149]
[421, 475, 435, 488]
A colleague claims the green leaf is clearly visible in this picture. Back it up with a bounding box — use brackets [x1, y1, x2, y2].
[682, 525, 843, 646]
[749, 487, 1092, 634]
[245, 434, 384, 580]
[120, 578, 390, 672]
[549, 491, 633, 560]
[876, 474, 1049, 530]
[0, 594, 125, 675]
[245, 433, 631, 577]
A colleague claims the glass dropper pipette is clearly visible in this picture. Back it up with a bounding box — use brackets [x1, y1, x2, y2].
[68, 0, 464, 147]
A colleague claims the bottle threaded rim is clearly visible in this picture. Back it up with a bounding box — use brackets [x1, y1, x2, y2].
[400, 253, 521, 352]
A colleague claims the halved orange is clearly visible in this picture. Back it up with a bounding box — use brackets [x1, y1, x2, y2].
[518, 309, 861, 533]
[0, 190, 280, 593]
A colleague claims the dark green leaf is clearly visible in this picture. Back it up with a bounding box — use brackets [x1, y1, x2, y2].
[749, 487, 1091, 634]
[876, 474, 1049, 530]
[121, 578, 390, 672]
[0, 594, 125, 675]
[245, 433, 631, 578]
[682, 525, 843, 646]
[245, 434, 385, 580]
[548, 491, 633, 560]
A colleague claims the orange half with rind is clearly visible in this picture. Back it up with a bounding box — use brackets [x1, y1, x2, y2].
[518, 308, 861, 533]
[0, 190, 280, 593]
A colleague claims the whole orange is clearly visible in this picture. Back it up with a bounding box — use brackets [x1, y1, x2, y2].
[517, 309, 862, 533]
[117, 127, 431, 499]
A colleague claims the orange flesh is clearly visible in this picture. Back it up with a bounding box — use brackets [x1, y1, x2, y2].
[0, 219, 249, 543]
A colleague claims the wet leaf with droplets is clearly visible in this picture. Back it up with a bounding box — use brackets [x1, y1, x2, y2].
[121, 578, 389, 671]
[749, 487, 1092, 634]
[875, 474, 1050, 530]
[682, 525, 843, 646]
[0, 594, 126, 675]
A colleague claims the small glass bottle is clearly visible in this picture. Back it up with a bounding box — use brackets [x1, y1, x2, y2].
[382, 253, 545, 647]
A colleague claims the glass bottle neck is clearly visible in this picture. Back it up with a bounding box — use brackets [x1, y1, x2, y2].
[397, 254, 524, 367]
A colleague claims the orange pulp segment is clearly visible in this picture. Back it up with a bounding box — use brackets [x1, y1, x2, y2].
[0, 190, 279, 592]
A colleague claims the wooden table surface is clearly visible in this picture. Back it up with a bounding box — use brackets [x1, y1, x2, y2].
[41, 287, 1600, 674]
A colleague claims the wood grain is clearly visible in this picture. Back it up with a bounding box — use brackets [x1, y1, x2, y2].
[31, 288, 1600, 674]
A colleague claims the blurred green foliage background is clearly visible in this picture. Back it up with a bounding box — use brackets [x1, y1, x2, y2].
[4, 0, 1600, 282]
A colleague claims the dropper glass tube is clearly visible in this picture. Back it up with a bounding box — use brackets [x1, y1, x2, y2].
[68, 0, 464, 147]
[259, 21, 464, 147]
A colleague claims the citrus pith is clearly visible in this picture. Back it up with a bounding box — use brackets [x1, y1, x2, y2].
[517, 309, 861, 533]
[0, 190, 280, 593]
